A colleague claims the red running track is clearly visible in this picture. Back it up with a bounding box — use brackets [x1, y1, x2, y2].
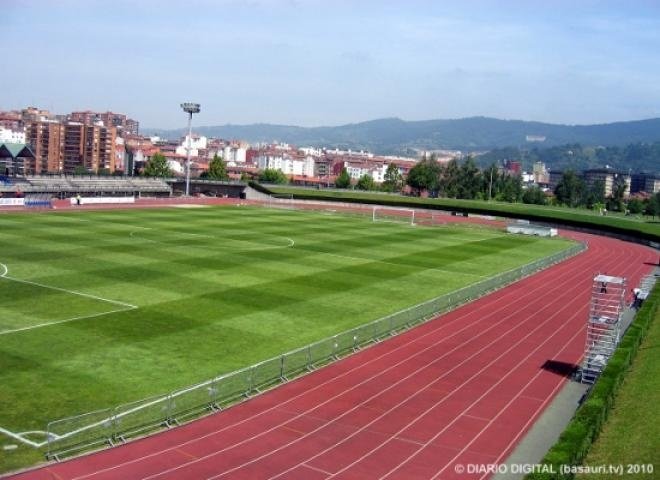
[8, 230, 657, 480]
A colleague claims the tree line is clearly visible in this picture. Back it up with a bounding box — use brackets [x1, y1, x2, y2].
[405, 156, 524, 202]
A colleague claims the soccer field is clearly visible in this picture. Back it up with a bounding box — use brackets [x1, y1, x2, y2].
[0, 205, 572, 468]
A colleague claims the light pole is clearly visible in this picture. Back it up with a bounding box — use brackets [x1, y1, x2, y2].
[180, 102, 200, 196]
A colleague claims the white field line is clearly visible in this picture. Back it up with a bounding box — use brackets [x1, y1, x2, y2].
[0, 306, 137, 336]
[0, 426, 49, 448]
[0, 275, 136, 309]
[0, 261, 138, 335]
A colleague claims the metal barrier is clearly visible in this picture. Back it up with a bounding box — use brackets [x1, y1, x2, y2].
[46, 241, 585, 460]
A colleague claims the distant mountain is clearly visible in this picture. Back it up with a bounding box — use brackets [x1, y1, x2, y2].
[144, 116, 660, 156]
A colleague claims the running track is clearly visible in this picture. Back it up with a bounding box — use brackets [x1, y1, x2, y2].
[8, 228, 657, 479]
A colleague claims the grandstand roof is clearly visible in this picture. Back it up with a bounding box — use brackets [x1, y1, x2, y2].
[0, 143, 35, 159]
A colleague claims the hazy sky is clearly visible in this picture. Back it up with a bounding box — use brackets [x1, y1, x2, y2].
[3, 0, 660, 128]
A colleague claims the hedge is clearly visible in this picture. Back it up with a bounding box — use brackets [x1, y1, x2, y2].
[525, 283, 659, 479]
[262, 186, 660, 243]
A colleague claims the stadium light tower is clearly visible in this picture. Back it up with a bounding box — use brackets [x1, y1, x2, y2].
[180, 102, 201, 196]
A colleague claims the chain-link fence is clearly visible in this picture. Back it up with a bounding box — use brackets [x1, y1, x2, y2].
[46, 241, 585, 460]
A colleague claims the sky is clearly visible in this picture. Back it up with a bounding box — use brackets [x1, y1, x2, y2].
[3, 0, 660, 129]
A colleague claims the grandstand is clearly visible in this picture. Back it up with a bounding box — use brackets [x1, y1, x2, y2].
[0, 175, 171, 198]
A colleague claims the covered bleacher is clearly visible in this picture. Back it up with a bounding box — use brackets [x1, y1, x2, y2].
[0, 174, 172, 198]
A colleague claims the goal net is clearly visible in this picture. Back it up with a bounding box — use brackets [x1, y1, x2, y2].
[372, 206, 415, 225]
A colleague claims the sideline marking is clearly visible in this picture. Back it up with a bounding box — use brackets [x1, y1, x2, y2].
[0, 426, 49, 448]
[0, 260, 138, 335]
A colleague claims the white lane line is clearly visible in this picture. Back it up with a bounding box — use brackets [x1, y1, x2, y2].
[0, 262, 7, 277]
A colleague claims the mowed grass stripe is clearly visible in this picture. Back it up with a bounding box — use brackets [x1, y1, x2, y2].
[0, 205, 572, 445]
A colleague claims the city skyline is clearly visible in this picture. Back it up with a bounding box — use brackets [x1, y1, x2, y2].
[3, 0, 660, 129]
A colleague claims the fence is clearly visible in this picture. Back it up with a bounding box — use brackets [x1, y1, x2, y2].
[46, 241, 585, 460]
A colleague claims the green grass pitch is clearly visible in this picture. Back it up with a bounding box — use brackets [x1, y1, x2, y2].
[0, 205, 572, 471]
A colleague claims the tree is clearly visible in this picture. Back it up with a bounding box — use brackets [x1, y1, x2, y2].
[259, 168, 288, 184]
[644, 192, 660, 218]
[335, 167, 352, 188]
[143, 152, 171, 177]
[501, 174, 523, 202]
[381, 163, 403, 192]
[439, 159, 459, 198]
[554, 170, 585, 207]
[203, 154, 229, 180]
[73, 165, 89, 175]
[408, 156, 442, 195]
[356, 174, 376, 191]
[522, 185, 547, 205]
[457, 156, 481, 199]
[627, 197, 644, 215]
[582, 179, 605, 208]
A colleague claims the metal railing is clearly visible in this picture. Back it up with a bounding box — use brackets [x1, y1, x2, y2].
[45, 241, 585, 460]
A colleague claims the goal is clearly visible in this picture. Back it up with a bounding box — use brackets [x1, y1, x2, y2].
[372, 206, 415, 226]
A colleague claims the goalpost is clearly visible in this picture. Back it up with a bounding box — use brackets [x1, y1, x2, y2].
[372, 206, 415, 226]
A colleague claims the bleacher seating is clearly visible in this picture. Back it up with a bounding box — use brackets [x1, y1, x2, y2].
[22, 175, 171, 194]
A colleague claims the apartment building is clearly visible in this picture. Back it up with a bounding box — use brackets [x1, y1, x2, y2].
[69, 111, 139, 135]
[583, 168, 631, 198]
[24, 120, 64, 173]
[25, 120, 117, 174]
[0, 126, 26, 144]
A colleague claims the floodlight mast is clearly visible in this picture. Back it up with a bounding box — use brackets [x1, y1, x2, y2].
[180, 102, 201, 196]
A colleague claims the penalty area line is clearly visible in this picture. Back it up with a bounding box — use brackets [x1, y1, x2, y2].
[0, 274, 137, 309]
[0, 305, 137, 336]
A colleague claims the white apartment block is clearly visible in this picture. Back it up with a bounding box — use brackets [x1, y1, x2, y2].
[345, 162, 387, 183]
[175, 135, 208, 157]
[0, 126, 26, 144]
[223, 145, 247, 165]
[299, 147, 323, 157]
[257, 153, 315, 177]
